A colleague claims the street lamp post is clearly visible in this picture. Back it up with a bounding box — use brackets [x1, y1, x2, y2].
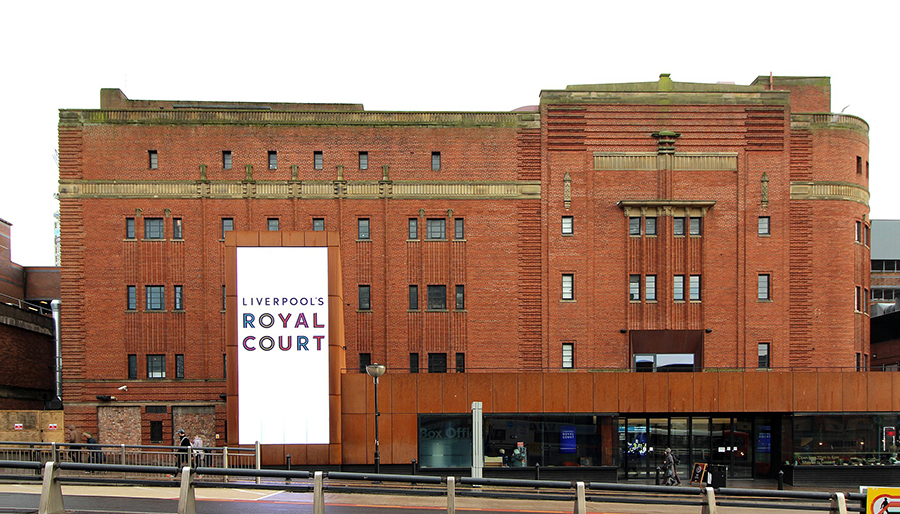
[365, 363, 386, 475]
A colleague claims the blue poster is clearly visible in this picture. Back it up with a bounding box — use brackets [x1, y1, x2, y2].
[561, 425, 576, 454]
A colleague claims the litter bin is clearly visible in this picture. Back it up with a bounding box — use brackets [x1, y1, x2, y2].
[707, 464, 727, 488]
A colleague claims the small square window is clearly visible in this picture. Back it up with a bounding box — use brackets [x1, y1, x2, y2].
[645, 217, 657, 236]
[673, 217, 685, 236]
[313, 218, 325, 231]
[127, 285, 136, 310]
[758, 343, 770, 369]
[427, 285, 447, 310]
[426, 219, 446, 239]
[359, 151, 368, 170]
[689, 217, 702, 236]
[128, 354, 137, 379]
[268, 151, 277, 170]
[221, 218, 234, 239]
[314, 151, 323, 170]
[174, 285, 183, 310]
[409, 353, 419, 373]
[409, 218, 418, 240]
[149, 150, 158, 169]
[175, 354, 185, 379]
[758, 216, 770, 235]
[173, 218, 183, 239]
[144, 218, 164, 239]
[267, 218, 279, 231]
[629, 217, 641, 236]
[409, 285, 419, 310]
[358, 218, 370, 240]
[455, 285, 465, 310]
[562, 274, 574, 300]
[431, 152, 441, 171]
[629, 275, 640, 301]
[455, 352, 465, 373]
[359, 285, 371, 311]
[674, 275, 685, 301]
[146, 286, 164, 310]
[147, 354, 166, 379]
[562, 216, 573, 235]
[689, 275, 701, 301]
[428, 353, 447, 373]
[562, 343, 574, 369]
[645, 275, 656, 301]
[223, 151, 232, 170]
[454, 218, 465, 240]
[358, 353, 371, 373]
[758, 274, 770, 300]
[125, 218, 135, 239]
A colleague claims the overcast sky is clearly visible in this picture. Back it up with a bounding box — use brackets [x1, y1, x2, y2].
[2, 0, 896, 266]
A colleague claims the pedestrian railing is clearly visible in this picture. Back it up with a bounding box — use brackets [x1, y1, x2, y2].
[0, 459, 865, 514]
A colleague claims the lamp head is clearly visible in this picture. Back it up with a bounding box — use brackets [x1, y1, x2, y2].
[365, 363, 386, 379]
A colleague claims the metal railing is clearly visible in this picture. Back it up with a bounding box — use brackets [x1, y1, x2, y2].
[0, 292, 52, 316]
[0, 459, 867, 514]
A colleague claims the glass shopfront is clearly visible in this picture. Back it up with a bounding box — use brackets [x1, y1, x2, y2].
[790, 413, 900, 466]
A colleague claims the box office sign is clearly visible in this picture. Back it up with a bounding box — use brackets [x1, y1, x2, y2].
[237, 247, 330, 445]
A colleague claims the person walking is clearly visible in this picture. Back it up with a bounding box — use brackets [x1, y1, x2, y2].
[664, 448, 682, 486]
[169, 429, 192, 477]
[66, 426, 81, 462]
[191, 433, 205, 469]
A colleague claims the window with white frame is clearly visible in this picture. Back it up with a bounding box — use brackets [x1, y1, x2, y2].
[562, 343, 574, 369]
[629, 275, 641, 301]
[426, 219, 446, 239]
[689, 275, 701, 301]
[674, 275, 685, 301]
[562, 216, 573, 235]
[646, 275, 657, 301]
[758, 274, 770, 300]
[562, 274, 574, 300]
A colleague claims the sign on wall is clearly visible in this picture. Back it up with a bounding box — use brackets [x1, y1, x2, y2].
[236, 247, 330, 445]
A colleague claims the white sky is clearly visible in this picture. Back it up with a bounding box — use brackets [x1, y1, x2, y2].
[2, 0, 897, 266]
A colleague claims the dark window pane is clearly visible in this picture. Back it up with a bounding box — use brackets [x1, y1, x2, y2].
[267, 218, 279, 231]
[674, 218, 685, 236]
[128, 354, 137, 379]
[147, 355, 166, 379]
[428, 353, 447, 373]
[127, 285, 136, 310]
[358, 353, 371, 373]
[431, 152, 441, 171]
[454, 218, 464, 239]
[175, 354, 184, 379]
[629, 217, 641, 235]
[150, 421, 163, 443]
[268, 151, 277, 170]
[358, 218, 370, 239]
[409, 218, 418, 239]
[313, 218, 325, 231]
[645, 217, 657, 236]
[149, 150, 158, 169]
[144, 218, 164, 239]
[409, 353, 419, 373]
[359, 152, 368, 170]
[126, 218, 135, 239]
[689, 217, 702, 236]
[426, 219, 445, 239]
[314, 151, 323, 170]
[221, 218, 233, 239]
[146, 286, 164, 310]
[223, 151, 232, 170]
[409, 285, 419, 310]
[173, 218, 182, 239]
[174, 285, 183, 310]
[427, 285, 446, 310]
[455, 285, 465, 310]
[359, 285, 371, 310]
[455, 353, 465, 373]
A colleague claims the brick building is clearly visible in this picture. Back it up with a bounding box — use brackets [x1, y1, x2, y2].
[58, 75, 887, 483]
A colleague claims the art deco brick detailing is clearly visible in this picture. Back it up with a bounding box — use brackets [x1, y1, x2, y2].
[58, 75, 871, 470]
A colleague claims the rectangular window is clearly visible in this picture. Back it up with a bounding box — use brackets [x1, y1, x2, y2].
[689, 275, 701, 301]
[173, 218, 183, 239]
[358, 285, 371, 311]
[431, 151, 441, 171]
[673, 217, 685, 236]
[629, 217, 641, 236]
[222, 285, 226, 311]
[268, 151, 277, 170]
[454, 218, 464, 240]
[689, 217, 702, 236]
[857, 155, 862, 174]
[758, 274, 770, 300]
[147, 355, 166, 379]
[144, 218, 164, 239]
[855, 286, 861, 311]
[562, 274, 574, 300]
[357, 218, 370, 240]
[314, 151, 323, 170]
[426, 219, 446, 239]
[126, 218, 135, 239]
[174, 285, 183, 310]
[175, 354, 185, 379]
[645, 217, 657, 236]
[359, 151, 368, 170]
[428, 353, 447, 373]
[128, 354, 137, 379]
[865, 224, 871, 246]
[221, 218, 234, 239]
[408, 285, 419, 310]
[312, 218, 325, 231]
[455, 353, 465, 373]
[267, 218, 279, 231]
[223, 151, 232, 170]
[146, 286, 164, 310]
[856, 221, 862, 242]
[223, 353, 227, 378]
[358, 353, 371, 373]
[150, 421, 163, 444]
[646, 275, 657, 301]
[562, 216, 573, 235]
[427, 285, 447, 310]
[127, 285, 136, 310]
[674, 275, 685, 301]
[629, 275, 641, 301]
[562, 343, 574, 369]
[455, 285, 465, 310]
[409, 353, 419, 373]
[149, 150, 158, 169]
[758, 216, 770, 235]
[408, 218, 418, 239]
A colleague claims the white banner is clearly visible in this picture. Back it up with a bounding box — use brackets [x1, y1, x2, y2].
[236, 247, 330, 444]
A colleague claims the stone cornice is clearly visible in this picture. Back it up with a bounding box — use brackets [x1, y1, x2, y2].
[617, 200, 717, 218]
[594, 152, 738, 172]
[790, 181, 869, 206]
[58, 179, 541, 200]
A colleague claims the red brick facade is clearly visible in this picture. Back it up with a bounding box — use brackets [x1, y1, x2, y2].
[57, 75, 870, 456]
